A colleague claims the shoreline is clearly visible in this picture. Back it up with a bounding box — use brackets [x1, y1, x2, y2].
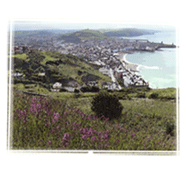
[119, 53, 140, 74]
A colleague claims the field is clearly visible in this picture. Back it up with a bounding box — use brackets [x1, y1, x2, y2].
[11, 88, 177, 150]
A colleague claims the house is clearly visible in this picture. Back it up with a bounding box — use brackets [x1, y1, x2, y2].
[38, 72, 45, 76]
[53, 82, 62, 88]
[102, 82, 112, 89]
[13, 72, 23, 79]
[88, 81, 98, 87]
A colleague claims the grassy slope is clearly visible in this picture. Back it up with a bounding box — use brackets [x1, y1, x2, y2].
[12, 53, 28, 60]
[128, 88, 176, 100]
[12, 89, 177, 150]
[102, 28, 155, 37]
[58, 29, 109, 43]
[13, 51, 112, 90]
[42, 51, 111, 86]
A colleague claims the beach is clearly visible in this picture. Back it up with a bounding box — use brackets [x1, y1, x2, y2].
[119, 53, 140, 74]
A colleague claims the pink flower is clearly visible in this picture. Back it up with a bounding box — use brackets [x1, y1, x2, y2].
[104, 142, 109, 149]
[52, 112, 60, 124]
[81, 135, 87, 141]
[65, 143, 69, 146]
[91, 136, 96, 141]
[131, 134, 136, 138]
[63, 133, 70, 142]
[81, 128, 88, 134]
[51, 128, 55, 133]
[47, 141, 51, 144]
[98, 132, 102, 136]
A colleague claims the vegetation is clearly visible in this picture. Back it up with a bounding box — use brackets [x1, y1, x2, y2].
[91, 91, 123, 120]
[80, 86, 100, 93]
[58, 29, 109, 43]
[12, 89, 177, 150]
[12, 50, 112, 91]
[103, 28, 156, 37]
[13, 30, 77, 38]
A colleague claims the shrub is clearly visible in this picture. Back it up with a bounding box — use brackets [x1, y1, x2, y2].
[59, 88, 68, 92]
[91, 91, 123, 120]
[91, 86, 100, 92]
[149, 93, 159, 99]
[136, 92, 146, 98]
[74, 89, 80, 93]
[165, 120, 175, 136]
[80, 86, 99, 93]
[80, 86, 91, 93]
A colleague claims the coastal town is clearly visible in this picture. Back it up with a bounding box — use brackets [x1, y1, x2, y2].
[12, 30, 176, 91]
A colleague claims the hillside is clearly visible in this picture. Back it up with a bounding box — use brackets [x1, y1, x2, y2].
[102, 28, 156, 37]
[12, 50, 112, 92]
[57, 29, 109, 43]
[13, 29, 78, 38]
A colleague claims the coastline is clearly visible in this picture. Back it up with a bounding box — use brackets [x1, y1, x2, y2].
[119, 53, 140, 74]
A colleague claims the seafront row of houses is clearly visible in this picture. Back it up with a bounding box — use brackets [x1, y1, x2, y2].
[12, 37, 175, 90]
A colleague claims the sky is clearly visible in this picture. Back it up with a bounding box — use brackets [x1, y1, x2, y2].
[11, 21, 176, 31]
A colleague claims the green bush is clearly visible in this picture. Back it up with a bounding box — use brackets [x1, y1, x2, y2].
[74, 88, 80, 93]
[91, 91, 123, 120]
[80, 86, 99, 93]
[80, 86, 91, 92]
[59, 88, 68, 92]
[149, 93, 159, 99]
[136, 92, 146, 98]
[91, 86, 100, 92]
[165, 120, 175, 136]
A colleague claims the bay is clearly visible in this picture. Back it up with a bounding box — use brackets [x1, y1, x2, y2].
[122, 30, 178, 88]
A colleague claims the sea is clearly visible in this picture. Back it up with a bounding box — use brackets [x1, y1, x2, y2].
[122, 30, 178, 89]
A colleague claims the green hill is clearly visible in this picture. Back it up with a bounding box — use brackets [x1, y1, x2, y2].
[57, 29, 109, 43]
[12, 29, 78, 38]
[12, 50, 111, 92]
[102, 28, 156, 37]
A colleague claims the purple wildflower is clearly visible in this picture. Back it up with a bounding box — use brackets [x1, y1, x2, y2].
[91, 136, 96, 141]
[51, 112, 60, 124]
[81, 135, 87, 141]
[131, 133, 136, 138]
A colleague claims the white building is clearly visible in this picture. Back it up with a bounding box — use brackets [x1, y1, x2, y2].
[53, 82, 62, 88]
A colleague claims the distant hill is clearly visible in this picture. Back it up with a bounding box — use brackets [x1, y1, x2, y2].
[13, 28, 157, 39]
[13, 30, 54, 38]
[57, 29, 109, 43]
[102, 28, 157, 37]
[13, 29, 78, 38]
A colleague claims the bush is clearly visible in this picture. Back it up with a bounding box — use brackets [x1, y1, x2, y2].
[91, 86, 100, 92]
[80, 86, 99, 93]
[74, 89, 80, 93]
[136, 92, 146, 98]
[91, 91, 123, 120]
[59, 88, 68, 92]
[80, 86, 91, 93]
[165, 120, 175, 136]
[149, 93, 159, 99]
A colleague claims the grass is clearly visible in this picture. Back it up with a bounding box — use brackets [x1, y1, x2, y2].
[13, 83, 50, 94]
[12, 53, 28, 61]
[11, 89, 177, 150]
[127, 87, 176, 100]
